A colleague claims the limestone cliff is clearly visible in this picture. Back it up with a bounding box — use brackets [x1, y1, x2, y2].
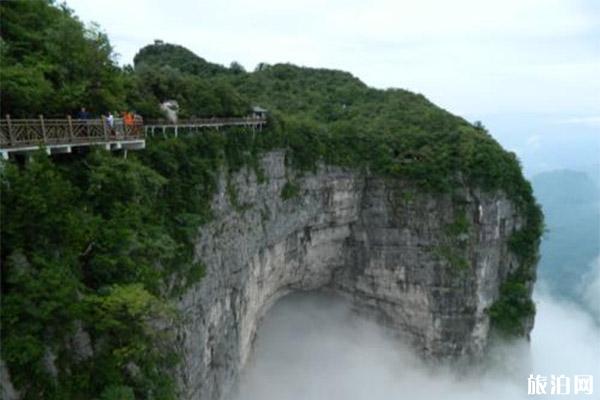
[176, 150, 532, 400]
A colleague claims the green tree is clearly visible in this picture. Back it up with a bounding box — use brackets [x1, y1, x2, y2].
[0, 0, 126, 116]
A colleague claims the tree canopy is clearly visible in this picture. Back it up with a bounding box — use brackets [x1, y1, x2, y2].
[133, 41, 231, 77]
[0, 0, 126, 117]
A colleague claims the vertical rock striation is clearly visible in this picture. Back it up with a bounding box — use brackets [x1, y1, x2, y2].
[176, 150, 531, 400]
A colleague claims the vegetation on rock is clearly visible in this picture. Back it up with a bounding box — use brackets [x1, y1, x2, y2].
[281, 180, 301, 200]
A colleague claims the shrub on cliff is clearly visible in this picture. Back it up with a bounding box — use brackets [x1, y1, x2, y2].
[1, 152, 183, 398]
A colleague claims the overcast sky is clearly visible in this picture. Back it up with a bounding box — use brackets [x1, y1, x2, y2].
[67, 0, 599, 173]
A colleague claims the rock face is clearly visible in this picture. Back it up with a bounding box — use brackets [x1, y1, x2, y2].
[176, 151, 529, 400]
[1, 360, 19, 400]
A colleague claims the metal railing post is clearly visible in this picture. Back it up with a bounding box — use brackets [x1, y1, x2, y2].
[102, 116, 109, 141]
[67, 115, 74, 141]
[6, 114, 15, 146]
[39, 115, 47, 143]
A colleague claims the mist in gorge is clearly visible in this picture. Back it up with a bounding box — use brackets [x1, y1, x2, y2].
[234, 167, 600, 400]
[235, 291, 523, 400]
[234, 288, 599, 400]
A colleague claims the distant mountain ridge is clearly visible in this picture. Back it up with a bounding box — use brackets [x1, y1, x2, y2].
[532, 169, 600, 306]
[532, 170, 599, 206]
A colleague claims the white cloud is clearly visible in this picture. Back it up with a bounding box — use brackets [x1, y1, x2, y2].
[556, 116, 600, 127]
[527, 135, 543, 150]
[531, 286, 600, 379]
[581, 257, 600, 321]
[235, 290, 600, 400]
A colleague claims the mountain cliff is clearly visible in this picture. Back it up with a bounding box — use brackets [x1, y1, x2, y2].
[0, 5, 542, 397]
[176, 150, 535, 400]
[1, 120, 542, 399]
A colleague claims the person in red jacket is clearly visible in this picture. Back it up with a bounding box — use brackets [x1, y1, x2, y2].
[123, 111, 134, 136]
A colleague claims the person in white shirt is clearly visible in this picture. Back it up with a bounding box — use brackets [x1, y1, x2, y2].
[107, 112, 114, 128]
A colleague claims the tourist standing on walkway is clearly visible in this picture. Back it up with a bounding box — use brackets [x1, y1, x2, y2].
[106, 112, 115, 137]
[107, 112, 114, 128]
[123, 111, 134, 136]
[77, 107, 90, 119]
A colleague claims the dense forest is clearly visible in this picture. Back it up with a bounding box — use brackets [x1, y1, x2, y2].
[0, 1, 542, 399]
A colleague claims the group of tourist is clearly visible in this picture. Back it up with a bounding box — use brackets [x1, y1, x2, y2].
[105, 111, 137, 129]
[76, 107, 141, 136]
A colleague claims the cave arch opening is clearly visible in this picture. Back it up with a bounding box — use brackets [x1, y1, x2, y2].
[232, 290, 416, 400]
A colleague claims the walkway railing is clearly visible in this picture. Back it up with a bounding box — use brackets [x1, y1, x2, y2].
[144, 116, 266, 136]
[0, 115, 144, 149]
[0, 114, 267, 158]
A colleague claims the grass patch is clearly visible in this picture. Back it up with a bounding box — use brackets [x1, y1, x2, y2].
[281, 180, 301, 200]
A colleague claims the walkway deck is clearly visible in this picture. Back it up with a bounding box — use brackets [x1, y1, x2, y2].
[144, 117, 266, 137]
[0, 116, 267, 159]
[0, 116, 145, 159]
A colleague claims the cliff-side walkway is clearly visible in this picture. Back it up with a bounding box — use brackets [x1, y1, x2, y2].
[0, 115, 145, 159]
[0, 116, 267, 159]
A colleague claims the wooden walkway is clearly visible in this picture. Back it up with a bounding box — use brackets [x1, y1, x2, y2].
[0, 116, 145, 159]
[144, 117, 266, 137]
[0, 116, 267, 159]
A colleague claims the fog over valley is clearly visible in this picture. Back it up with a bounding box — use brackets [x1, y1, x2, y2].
[234, 168, 600, 400]
[234, 285, 600, 400]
